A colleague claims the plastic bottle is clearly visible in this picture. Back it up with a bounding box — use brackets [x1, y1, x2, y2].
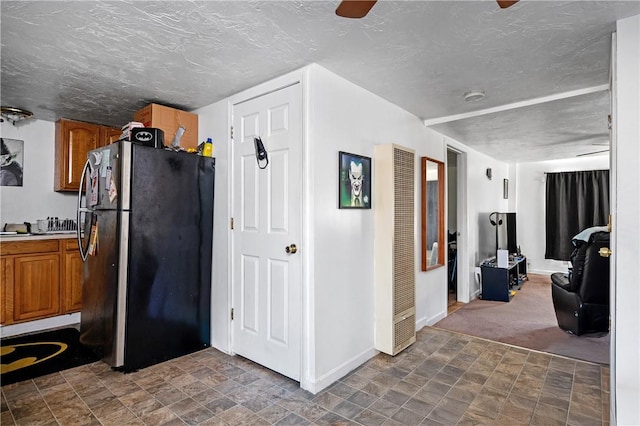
[202, 138, 213, 157]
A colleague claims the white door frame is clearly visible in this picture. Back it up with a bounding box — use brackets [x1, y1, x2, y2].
[227, 68, 309, 387]
[446, 144, 470, 304]
[608, 32, 617, 425]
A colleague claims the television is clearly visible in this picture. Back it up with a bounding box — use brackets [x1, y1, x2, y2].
[492, 212, 518, 254]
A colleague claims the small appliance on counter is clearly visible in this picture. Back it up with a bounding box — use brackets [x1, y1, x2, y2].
[2, 222, 31, 234]
[32, 217, 77, 234]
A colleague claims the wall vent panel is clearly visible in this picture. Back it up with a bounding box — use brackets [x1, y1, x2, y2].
[374, 144, 416, 356]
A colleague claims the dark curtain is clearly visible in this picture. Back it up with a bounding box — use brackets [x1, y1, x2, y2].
[545, 170, 609, 260]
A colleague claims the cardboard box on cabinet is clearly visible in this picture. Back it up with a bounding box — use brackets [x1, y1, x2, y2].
[133, 103, 198, 149]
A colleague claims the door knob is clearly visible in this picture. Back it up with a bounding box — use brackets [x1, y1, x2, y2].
[599, 247, 612, 258]
[285, 244, 297, 254]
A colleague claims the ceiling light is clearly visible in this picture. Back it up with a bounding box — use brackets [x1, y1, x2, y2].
[464, 90, 485, 102]
[1, 106, 33, 125]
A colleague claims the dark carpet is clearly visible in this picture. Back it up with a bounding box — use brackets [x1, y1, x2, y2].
[434, 273, 610, 365]
[1, 327, 100, 386]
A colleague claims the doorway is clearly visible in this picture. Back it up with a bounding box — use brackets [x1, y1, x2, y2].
[446, 149, 459, 311]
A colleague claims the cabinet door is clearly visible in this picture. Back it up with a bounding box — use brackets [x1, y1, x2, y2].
[0, 257, 13, 324]
[55, 119, 101, 191]
[13, 254, 60, 321]
[63, 250, 83, 313]
[101, 126, 121, 146]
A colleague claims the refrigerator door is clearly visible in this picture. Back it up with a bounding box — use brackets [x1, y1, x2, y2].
[87, 142, 126, 211]
[123, 145, 214, 371]
[79, 209, 126, 367]
[77, 159, 92, 261]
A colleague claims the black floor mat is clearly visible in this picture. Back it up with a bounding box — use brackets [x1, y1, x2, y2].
[1, 328, 100, 386]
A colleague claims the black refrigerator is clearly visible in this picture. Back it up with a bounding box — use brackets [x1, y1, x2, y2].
[76, 141, 215, 371]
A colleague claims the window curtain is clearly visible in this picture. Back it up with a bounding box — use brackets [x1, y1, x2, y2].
[545, 170, 609, 260]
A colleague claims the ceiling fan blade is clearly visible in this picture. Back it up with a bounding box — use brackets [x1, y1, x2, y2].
[497, 0, 519, 8]
[336, 0, 377, 18]
[577, 149, 610, 157]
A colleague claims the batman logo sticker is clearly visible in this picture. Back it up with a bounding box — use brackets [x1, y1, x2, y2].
[134, 131, 153, 142]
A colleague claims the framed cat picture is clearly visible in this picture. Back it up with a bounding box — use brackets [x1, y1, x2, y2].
[338, 151, 371, 209]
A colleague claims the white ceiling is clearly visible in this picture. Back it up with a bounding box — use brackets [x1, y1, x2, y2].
[1, 1, 638, 162]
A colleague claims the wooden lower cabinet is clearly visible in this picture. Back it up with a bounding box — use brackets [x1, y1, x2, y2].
[13, 254, 60, 322]
[0, 257, 12, 324]
[0, 238, 83, 325]
[62, 245, 83, 313]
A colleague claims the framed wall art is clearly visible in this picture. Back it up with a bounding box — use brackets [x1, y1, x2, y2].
[338, 151, 371, 209]
[1, 138, 24, 187]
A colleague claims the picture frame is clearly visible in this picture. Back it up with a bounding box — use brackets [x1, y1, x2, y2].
[1, 138, 24, 187]
[338, 151, 371, 209]
[503, 178, 509, 199]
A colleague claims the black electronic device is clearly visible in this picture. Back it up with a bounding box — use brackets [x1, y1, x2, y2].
[130, 127, 164, 148]
[254, 136, 269, 169]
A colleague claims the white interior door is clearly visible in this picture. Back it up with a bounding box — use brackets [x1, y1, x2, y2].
[232, 83, 302, 381]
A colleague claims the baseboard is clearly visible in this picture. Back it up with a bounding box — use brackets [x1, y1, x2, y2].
[0, 313, 81, 338]
[420, 311, 446, 328]
[301, 347, 378, 394]
[416, 316, 428, 330]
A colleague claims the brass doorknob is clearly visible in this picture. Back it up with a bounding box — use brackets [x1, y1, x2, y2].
[285, 244, 297, 254]
[599, 247, 612, 258]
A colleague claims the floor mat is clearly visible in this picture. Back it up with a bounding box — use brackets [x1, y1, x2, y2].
[1, 328, 100, 386]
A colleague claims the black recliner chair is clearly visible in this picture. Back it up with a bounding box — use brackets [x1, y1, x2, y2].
[550, 230, 610, 335]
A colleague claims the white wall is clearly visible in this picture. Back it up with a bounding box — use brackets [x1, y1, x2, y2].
[195, 65, 452, 392]
[516, 155, 609, 274]
[446, 138, 509, 299]
[306, 65, 448, 391]
[193, 100, 231, 353]
[0, 120, 77, 226]
[613, 14, 640, 425]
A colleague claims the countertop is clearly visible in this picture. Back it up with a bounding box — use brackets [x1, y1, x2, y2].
[0, 232, 76, 242]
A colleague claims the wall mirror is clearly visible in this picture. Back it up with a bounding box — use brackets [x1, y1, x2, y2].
[421, 156, 445, 271]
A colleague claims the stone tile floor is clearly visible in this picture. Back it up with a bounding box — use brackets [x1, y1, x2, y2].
[1, 327, 609, 425]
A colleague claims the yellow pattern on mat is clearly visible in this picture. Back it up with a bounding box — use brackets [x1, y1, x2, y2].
[1, 342, 68, 374]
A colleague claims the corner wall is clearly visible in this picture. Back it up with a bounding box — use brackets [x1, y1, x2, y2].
[613, 13, 640, 425]
[193, 100, 231, 353]
[306, 65, 448, 391]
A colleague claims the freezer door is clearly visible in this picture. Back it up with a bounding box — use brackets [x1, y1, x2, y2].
[79, 209, 127, 367]
[86, 141, 128, 211]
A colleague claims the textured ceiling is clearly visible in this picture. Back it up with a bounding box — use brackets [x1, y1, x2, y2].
[1, 1, 639, 162]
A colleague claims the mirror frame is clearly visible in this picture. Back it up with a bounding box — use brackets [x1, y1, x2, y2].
[421, 156, 445, 271]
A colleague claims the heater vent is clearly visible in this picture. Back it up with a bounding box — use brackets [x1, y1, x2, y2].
[374, 144, 416, 356]
[394, 313, 416, 353]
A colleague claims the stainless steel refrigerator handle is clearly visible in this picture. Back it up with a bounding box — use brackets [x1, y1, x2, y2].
[77, 159, 90, 262]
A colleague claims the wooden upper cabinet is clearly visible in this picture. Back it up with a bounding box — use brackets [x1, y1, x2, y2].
[102, 126, 122, 145]
[54, 118, 120, 192]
